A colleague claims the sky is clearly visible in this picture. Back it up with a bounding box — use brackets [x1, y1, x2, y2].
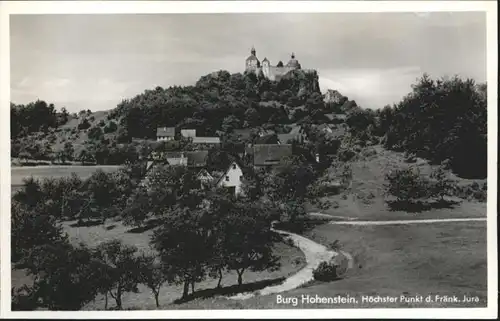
[10, 12, 486, 112]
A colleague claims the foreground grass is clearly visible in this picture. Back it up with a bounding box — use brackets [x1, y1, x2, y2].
[149, 220, 486, 309]
[11, 219, 306, 311]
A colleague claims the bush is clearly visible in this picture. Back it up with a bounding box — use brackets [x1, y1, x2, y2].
[313, 261, 338, 282]
[77, 118, 91, 130]
[385, 167, 429, 203]
[104, 121, 118, 134]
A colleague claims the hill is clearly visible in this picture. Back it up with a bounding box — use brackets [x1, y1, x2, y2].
[11, 68, 354, 165]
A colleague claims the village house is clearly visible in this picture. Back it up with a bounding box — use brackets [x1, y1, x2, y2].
[181, 129, 197, 138]
[196, 168, 215, 189]
[216, 161, 244, 196]
[192, 136, 221, 145]
[156, 127, 176, 141]
[248, 144, 293, 167]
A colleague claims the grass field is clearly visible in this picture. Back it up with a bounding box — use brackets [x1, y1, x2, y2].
[9, 146, 489, 310]
[11, 219, 307, 310]
[11, 165, 121, 188]
[152, 220, 487, 309]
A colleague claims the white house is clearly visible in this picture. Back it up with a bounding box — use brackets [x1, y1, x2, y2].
[216, 162, 244, 196]
[181, 129, 197, 138]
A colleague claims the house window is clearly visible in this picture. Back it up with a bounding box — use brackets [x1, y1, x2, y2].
[232, 164, 236, 169]
[239, 175, 243, 181]
[225, 176, 230, 181]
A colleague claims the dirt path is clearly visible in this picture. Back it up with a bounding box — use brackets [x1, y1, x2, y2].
[229, 227, 345, 300]
[329, 217, 486, 226]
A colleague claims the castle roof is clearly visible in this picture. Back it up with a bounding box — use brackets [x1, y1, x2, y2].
[262, 57, 269, 62]
[286, 53, 301, 68]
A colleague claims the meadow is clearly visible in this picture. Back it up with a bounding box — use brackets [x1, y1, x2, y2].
[10, 165, 121, 189]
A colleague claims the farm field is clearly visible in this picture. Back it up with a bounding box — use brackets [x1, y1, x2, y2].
[11, 165, 121, 188]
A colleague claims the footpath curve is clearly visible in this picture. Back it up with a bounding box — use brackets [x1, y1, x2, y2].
[229, 227, 348, 300]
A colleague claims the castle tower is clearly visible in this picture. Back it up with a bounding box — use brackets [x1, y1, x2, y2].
[245, 46, 260, 71]
[262, 57, 270, 78]
[286, 52, 301, 69]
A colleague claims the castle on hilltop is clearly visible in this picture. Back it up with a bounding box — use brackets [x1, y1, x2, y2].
[245, 46, 302, 81]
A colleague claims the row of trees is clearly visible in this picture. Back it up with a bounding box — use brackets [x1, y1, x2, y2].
[11, 100, 68, 138]
[384, 165, 456, 204]
[110, 69, 346, 140]
[342, 75, 487, 179]
[12, 152, 328, 310]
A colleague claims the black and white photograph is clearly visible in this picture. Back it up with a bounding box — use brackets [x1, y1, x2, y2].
[0, 1, 497, 319]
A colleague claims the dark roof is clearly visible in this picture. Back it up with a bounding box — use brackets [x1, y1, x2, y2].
[254, 133, 279, 144]
[185, 151, 209, 167]
[156, 127, 175, 137]
[253, 144, 293, 166]
[234, 129, 253, 140]
[325, 113, 347, 121]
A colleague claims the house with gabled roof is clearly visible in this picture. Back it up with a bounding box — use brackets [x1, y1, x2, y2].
[216, 161, 244, 196]
[185, 150, 209, 168]
[156, 127, 176, 141]
[251, 144, 293, 167]
[197, 168, 215, 189]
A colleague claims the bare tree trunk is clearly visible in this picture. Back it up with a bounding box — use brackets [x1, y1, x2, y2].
[154, 292, 160, 308]
[191, 281, 195, 294]
[217, 269, 223, 288]
[237, 270, 244, 286]
[182, 281, 189, 299]
[104, 291, 108, 310]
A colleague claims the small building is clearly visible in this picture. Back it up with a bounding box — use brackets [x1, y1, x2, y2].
[185, 150, 209, 168]
[251, 144, 293, 167]
[164, 152, 188, 166]
[181, 129, 197, 138]
[192, 137, 221, 145]
[197, 169, 215, 189]
[216, 162, 244, 196]
[156, 127, 175, 141]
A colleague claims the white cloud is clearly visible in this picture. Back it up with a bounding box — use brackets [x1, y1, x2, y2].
[319, 66, 422, 109]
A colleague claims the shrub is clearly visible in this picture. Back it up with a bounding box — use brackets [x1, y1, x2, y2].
[338, 147, 356, 162]
[77, 118, 91, 130]
[384, 167, 429, 203]
[104, 121, 118, 134]
[313, 261, 338, 282]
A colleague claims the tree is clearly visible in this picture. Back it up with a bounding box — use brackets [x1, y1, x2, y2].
[221, 115, 241, 133]
[77, 149, 94, 165]
[95, 240, 141, 310]
[384, 167, 429, 203]
[57, 142, 74, 164]
[223, 200, 280, 286]
[430, 166, 455, 201]
[78, 118, 91, 130]
[137, 252, 171, 308]
[22, 242, 104, 310]
[276, 61, 284, 67]
[151, 206, 211, 300]
[87, 126, 104, 141]
[11, 200, 68, 265]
